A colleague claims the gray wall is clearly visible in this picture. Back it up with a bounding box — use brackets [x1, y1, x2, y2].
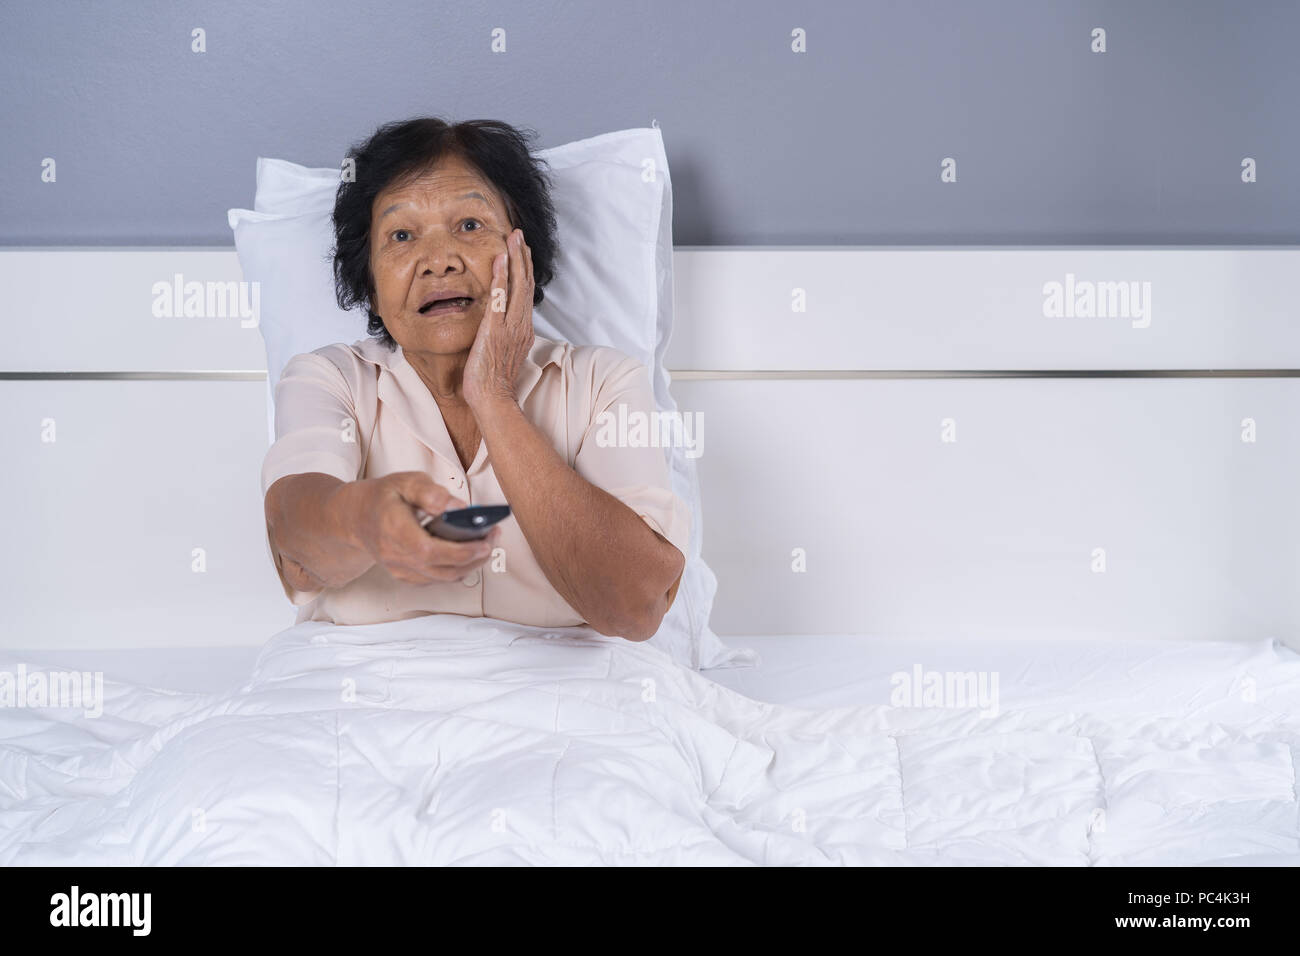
[2, 0, 1296, 246]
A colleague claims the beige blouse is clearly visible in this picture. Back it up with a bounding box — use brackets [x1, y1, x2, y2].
[260, 333, 692, 629]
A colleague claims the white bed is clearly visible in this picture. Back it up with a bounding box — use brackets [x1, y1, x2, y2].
[4, 624, 1298, 866]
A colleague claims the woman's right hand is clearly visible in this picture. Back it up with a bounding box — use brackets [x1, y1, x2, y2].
[346, 471, 501, 585]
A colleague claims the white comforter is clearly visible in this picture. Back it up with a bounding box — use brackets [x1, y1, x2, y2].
[2, 615, 1298, 865]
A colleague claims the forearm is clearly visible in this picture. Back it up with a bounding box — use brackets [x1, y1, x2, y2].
[264, 473, 375, 590]
[474, 397, 684, 639]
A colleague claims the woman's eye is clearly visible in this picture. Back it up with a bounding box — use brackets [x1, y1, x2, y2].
[462, 219, 481, 232]
[392, 229, 411, 242]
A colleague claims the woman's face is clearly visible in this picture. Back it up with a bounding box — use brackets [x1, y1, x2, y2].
[368, 153, 514, 357]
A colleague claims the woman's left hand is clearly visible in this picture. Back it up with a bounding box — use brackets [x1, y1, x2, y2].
[464, 227, 536, 411]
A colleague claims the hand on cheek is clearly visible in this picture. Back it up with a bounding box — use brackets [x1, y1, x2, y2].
[465, 228, 535, 410]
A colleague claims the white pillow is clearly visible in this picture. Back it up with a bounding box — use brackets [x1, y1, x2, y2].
[228, 126, 755, 671]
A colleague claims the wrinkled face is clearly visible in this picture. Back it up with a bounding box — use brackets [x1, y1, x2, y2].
[368, 153, 514, 356]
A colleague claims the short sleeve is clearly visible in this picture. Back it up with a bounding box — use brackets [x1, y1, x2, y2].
[260, 351, 364, 606]
[573, 353, 692, 568]
[261, 352, 364, 495]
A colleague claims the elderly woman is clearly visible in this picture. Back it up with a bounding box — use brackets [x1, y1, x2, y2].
[262, 118, 689, 641]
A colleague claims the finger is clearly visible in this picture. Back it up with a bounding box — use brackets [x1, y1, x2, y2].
[395, 516, 496, 562]
[491, 250, 508, 315]
[392, 472, 464, 516]
[384, 533, 493, 582]
[424, 534, 495, 564]
[389, 562, 477, 584]
[509, 227, 523, 275]
[508, 229, 526, 321]
[515, 233, 535, 323]
[406, 538, 495, 579]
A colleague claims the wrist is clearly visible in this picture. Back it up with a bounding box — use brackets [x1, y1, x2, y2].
[329, 479, 374, 555]
[469, 390, 521, 424]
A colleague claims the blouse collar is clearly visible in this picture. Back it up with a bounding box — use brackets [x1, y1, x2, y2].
[342, 331, 566, 475]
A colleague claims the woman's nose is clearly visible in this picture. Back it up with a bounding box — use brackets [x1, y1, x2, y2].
[414, 232, 464, 274]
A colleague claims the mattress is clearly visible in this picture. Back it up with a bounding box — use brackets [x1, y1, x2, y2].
[3, 624, 1298, 865]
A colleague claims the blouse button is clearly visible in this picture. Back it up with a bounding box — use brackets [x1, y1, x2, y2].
[462, 570, 480, 587]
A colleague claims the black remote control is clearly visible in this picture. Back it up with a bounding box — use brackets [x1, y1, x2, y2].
[419, 504, 511, 541]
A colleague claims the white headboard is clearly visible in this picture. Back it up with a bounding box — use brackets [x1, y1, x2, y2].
[2, 247, 1297, 650]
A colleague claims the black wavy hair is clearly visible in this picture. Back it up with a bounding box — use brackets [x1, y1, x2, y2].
[332, 117, 559, 349]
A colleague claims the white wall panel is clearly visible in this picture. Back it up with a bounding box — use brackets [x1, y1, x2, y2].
[1, 249, 266, 372]
[7, 248, 1298, 373]
[668, 248, 1300, 371]
[0, 380, 292, 649]
[674, 377, 1300, 646]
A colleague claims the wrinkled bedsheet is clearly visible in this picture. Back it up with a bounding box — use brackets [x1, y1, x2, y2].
[2, 615, 1298, 865]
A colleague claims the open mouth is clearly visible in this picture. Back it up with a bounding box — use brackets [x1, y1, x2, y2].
[418, 296, 474, 315]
